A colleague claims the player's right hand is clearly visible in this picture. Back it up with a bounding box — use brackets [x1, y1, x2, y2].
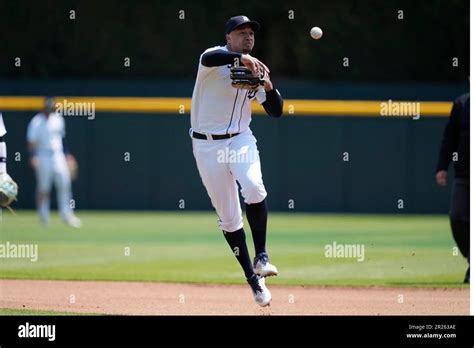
[435, 170, 448, 186]
[241, 54, 270, 77]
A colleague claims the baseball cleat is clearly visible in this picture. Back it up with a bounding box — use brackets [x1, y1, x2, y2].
[247, 274, 271, 307]
[63, 214, 82, 228]
[253, 252, 278, 277]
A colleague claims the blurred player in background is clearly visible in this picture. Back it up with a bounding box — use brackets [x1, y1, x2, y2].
[436, 93, 469, 283]
[27, 97, 81, 228]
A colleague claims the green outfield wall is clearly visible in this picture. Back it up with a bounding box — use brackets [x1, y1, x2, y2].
[0, 80, 467, 213]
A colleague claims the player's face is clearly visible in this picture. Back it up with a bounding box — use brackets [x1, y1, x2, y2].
[227, 25, 255, 54]
[44, 108, 54, 117]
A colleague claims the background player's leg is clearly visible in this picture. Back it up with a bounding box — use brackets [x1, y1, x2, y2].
[54, 158, 81, 228]
[37, 192, 50, 225]
[450, 219, 469, 258]
[449, 178, 470, 282]
[192, 139, 253, 278]
[35, 156, 53, 225]
[54, 162, 72, 218]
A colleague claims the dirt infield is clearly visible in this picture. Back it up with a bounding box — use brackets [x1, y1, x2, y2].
[0, 279, 469, 315]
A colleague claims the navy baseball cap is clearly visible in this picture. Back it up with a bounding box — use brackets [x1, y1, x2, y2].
[225, 15, 260, 34]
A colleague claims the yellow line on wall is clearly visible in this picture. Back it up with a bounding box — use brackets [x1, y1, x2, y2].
[0, 96, 452, 116]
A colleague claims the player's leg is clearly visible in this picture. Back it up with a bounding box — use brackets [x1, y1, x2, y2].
[53, 156, 81, 228]
[192, 139, 254, 279]
[449, 177, 470, 283]
[228, 132, 278, 277]
[35, 156, 53, 225]
[193, 138, 271, 306]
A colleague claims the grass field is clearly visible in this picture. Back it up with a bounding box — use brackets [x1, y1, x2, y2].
[0, 210, 469, 287]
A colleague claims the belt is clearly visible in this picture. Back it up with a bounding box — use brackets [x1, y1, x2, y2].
[192, 131, 240, 140]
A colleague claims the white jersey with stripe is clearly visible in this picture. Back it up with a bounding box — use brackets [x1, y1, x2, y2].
[26, 112, 65, 155]
[0, 113, 6, 137]
[191, 46, 267, 135]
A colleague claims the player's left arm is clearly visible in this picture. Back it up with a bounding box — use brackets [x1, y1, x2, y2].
[0, 116, 18, 208]
[63, 135, 78, 177]
[62, 136, 76, 162]
[0, 112, 7, 175]
[260, 75, 283, 117]
[61, 117, 78, 179]
[0, 113, 9, 175]
[0, 135, 7, 174]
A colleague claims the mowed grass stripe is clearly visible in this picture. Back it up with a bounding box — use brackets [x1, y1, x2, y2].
[0, 211, 467, 287]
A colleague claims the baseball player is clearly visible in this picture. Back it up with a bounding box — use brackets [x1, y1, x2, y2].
[190, 16, 283, 306]
[0, 113, 18, 211]
[27, 97, 81, 228]
[436, 93, 470, 283]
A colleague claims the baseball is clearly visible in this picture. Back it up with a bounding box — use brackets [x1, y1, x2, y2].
[310, 26, 323, 40]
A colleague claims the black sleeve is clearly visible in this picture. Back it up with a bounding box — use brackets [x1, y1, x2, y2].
[262, 88, 283, 117]
[201, 49, 242, 67]
[436, 99, 461, 172]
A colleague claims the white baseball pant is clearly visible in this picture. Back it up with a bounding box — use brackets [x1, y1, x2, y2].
[35, 152, 73, 217]
[191, 129, 267, 232]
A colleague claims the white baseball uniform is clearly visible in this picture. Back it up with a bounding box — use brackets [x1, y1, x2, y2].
[0, 113, 6, 137]
[27, 112, 74, 218]
[0, 113, 7, 174]
[190, 46, 269, 232]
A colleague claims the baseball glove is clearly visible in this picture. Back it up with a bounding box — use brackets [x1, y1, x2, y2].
[230, 66, 265, 90]
[0, 173, 18, 210]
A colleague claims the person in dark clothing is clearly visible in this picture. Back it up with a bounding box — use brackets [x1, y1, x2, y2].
[436, 93, 469, 283]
